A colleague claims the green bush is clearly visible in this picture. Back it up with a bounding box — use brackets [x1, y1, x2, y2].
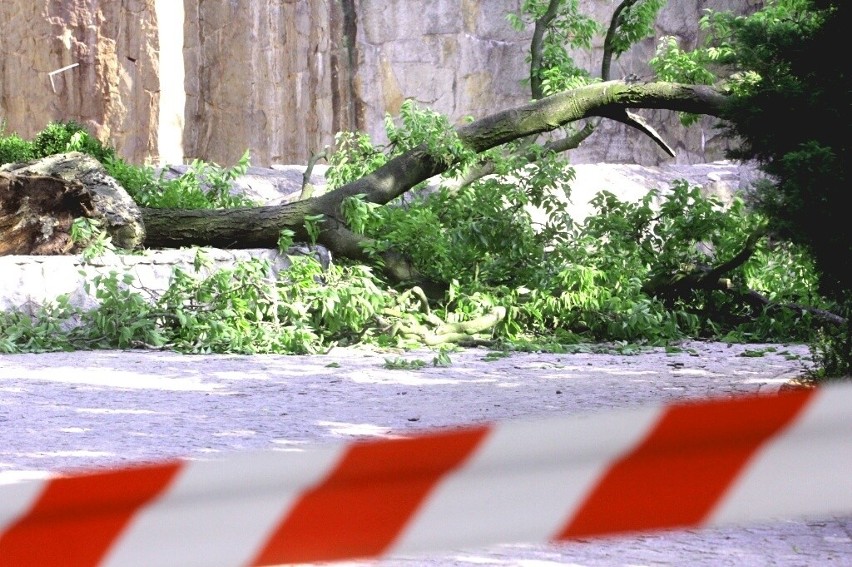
[0, 129, 35, 165]
[127, 150, 256, 209]
[31, 120, 116, 163]
[1, 120, 255, 210]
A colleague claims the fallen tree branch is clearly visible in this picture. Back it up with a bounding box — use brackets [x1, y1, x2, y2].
[379, 307, 508, 346]
[642, 228, 766, 297]
[142, 81, 728, 285]
[743, 290, 847, 327]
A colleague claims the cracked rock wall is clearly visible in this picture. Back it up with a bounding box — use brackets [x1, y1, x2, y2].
[1, 1, 760, 167]
[0, 0, 161, 164]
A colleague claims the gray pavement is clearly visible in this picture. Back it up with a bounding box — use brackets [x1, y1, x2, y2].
[1, 342, 850, 566]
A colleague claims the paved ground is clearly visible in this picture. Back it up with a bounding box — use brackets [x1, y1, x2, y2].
[1, 341, 850, 566]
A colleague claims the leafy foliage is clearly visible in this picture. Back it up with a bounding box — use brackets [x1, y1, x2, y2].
[326, 131, 388, 190]
[31, 120, 117, 163]
[127, 150, 256, 209]
[69, 217, 116, 261]
[0, 122, 256, 209]
[717, 2, 847, 295]
[0, 253, 437, 355]
[654, 0, 849, 376]
[507, 0, 601, 95]
[608, 0, 668, 56]
[649, 36, 719, 86]
[327, 100, 476, 191]
[328, 105, 826, 350]
[0, 124, 34, 164]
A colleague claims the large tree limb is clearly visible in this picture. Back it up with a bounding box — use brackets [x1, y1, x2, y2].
[742, 290, 847, 327]
[642, 227, 765, 297]
[517, 0, 653, 166]
[314, 81, 726, 209]
[142, 82, 727, 270]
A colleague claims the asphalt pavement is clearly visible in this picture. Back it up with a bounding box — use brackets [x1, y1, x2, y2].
[1, 342, 849, 566]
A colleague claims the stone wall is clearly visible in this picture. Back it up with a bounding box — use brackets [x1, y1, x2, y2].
[0, 249, 293, 312]
[1, 1, 761, 168]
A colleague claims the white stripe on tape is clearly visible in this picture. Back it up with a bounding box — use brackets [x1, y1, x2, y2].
[391, 406, 662, 554]
[101, 447, 344, 567]
[710, 386, 852, 525]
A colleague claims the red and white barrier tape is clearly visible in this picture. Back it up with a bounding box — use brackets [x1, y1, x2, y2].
[1, 383, 850, 567]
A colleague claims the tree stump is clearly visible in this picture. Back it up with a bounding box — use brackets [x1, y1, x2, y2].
[0, 172, 94, 255]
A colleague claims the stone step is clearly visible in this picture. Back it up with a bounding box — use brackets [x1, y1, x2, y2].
[0, 247, 329, 313]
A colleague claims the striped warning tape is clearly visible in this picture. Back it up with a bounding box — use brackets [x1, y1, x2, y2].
[0, 383, 850, 567]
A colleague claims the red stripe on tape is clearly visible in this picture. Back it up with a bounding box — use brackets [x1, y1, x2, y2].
[251, 426, 490, 565]
[0, 462, 181, 567]
[558, 389, 815, 539]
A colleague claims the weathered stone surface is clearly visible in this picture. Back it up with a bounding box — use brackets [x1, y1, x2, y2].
[564, 160, 764, 223]
[157, 160, 762, 217]
[1, 1, 761, 167]
[183, 0, 335, 168]
[1, 152, 145, 249]
[0, 248, 300, 312]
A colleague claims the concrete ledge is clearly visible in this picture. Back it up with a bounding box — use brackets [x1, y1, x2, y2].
[0, 248, 324, 312]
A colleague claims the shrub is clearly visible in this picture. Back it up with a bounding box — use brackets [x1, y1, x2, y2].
[31, 120, 116, 163]
[0, 129, 35, 165]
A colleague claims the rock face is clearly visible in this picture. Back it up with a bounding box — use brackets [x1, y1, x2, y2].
[157, 164, 331, 207]
[1, 1, 760, 167]
[0, 1, 161, 162]
[0, 152, 146, 250]
[556, 161, 763, 225]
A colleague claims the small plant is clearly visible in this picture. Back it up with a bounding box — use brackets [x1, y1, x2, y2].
[432, 346, 454, 367]
[482, 350, 511, 362]
[79, 271, 165, 349]
[130, 150, 256, 209]
[0, 297, 78, 353]
[277, 229, 296, 254]
[303, 214, 325, 246]
[383, 357, 428, 370]
[326, 131, 389, 190]
[102, 157, 159, 200]
[31, 120, 116, 163]
[0, 124, 34, 164]
[70, 217, 116, 261]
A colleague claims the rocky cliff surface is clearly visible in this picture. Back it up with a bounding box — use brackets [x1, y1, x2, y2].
[1, 1, 759, 168]
[1, 1, 161, 161]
